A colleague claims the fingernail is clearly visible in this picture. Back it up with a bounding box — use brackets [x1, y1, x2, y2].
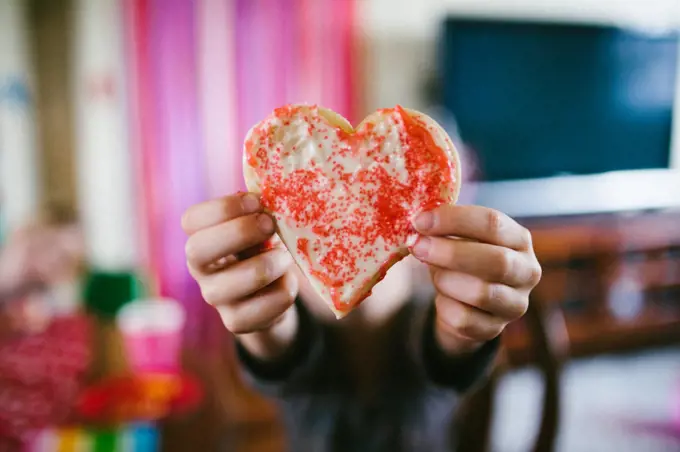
[241, 193, 261, 213]
[414, 211, 434, 231]
[257, 214, 275, 234]
[411, 236, 430, 259]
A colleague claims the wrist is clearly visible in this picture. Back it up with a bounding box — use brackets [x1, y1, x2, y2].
[236, 304, 299, 361]
[434, 317, 487, 357]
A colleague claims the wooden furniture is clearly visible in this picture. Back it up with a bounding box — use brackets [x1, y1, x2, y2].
[457, 208, 680, 452]
[508, 209, 680, 364]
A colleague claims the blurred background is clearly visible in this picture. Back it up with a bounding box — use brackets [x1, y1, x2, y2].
[1, 0, 680, 451]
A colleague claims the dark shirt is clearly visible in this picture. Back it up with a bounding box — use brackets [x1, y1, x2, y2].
[236, 299, 499, 452]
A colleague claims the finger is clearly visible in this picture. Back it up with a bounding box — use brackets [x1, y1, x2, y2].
[412, 237, 533, 286]
[188, 254, 245, 281]
[217, 272, 298, 334]
[199, 248, 293, 304]
[413, 205, 531, 251]
[185, 213, 275, 271]
[206, 255, 240, 275]
[181, 193, 262, 234]
[435, 295, 505, 344]
[237, 235, 282, 261]
[431, 269, 528, 320]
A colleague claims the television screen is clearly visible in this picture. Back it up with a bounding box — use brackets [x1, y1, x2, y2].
[438, 18, 679, 182]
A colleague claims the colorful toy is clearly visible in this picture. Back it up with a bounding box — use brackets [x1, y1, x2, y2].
[116, 298, 185, 374]
[78, 298, 202, 424]
[77, 373, 202, 425]
[26, 422, 159, 452]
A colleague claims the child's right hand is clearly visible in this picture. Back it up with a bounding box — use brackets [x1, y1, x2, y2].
[182, 193, 298, 337]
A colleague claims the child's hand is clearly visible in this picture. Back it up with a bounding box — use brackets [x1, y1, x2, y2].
[411, 205, 542, 354]
[182, 193, 298, 337]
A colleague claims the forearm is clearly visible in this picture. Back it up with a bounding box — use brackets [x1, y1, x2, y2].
[235, 304, 299, 362]
[419, 304, 500, 392]
[235, 299, 325, 395]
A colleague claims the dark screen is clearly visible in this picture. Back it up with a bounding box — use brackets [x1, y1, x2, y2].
[439, 18, 678, 181]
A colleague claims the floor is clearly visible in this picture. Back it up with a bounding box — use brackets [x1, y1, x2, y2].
[493, 347, 680, 452]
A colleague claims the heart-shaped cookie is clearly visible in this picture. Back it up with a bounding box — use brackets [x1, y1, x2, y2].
[243, 105, 461, 318]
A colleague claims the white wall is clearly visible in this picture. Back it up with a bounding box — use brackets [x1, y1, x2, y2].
[0, 0, 41, 233]
[361, 0, 680, 112]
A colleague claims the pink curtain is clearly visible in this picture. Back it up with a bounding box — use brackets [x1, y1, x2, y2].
[122, 0, 361, 348]
[124, 0, 209, 345]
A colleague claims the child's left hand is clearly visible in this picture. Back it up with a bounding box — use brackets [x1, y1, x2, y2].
[411, 205, 542, 355]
